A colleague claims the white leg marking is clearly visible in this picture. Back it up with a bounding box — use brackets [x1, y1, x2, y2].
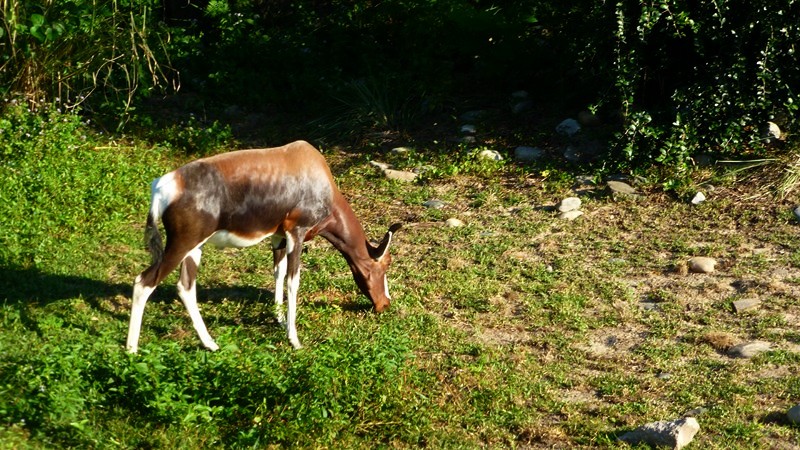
[273, 249, 288, 326]
[177, 247, 219, 351]
[284, 234, 302, 349]
[127, 280, 155, 353]
[286, 268, 302, 349]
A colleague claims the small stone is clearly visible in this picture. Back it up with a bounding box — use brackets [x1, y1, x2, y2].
[511, 90, 529, 99]
[691, 192, 706, 205]
[555, 118, 581, 137]
[763, 121, 782, 142]
[688, 257, 717, 274]
[793, 206, 800, 222]
[460, 124, 476, 134]
[423, 199, 446, 209]
[559, 210, 584, 220]
[728, 341, 771, 358]
[370, 160, 391, 170]
[460, 110, 487, 122]
[511, 100, 534, 114]
[391, 147, 413, 154]
[445, 218, 464, 227]
[514, 146, 543, 163]
[577, 110, 601, 127]
[558, 197, 582, 212]
[478, 149, 503, 161]
[657, 372, 672, 380]
[383, 169, 417, 182]
[787, 404, 800, 425]
[733, 298, 761, 313]
[607, 180, 637, 195]
[619, 417, 700, 450]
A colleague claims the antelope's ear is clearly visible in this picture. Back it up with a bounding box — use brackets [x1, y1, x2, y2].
[373, 223, 402, 261]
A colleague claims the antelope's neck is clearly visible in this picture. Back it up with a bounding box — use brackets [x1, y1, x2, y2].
[318, 193, 373, 266]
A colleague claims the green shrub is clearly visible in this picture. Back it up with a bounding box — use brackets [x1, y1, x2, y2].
[0, 0, 176, 112]
[577, 0, 799, 179]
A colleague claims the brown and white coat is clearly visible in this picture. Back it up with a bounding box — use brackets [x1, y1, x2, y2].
[127, 141, 400, 352]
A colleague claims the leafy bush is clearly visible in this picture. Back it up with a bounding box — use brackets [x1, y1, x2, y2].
[0, 0, 176, 112]
[552, 0, 800, 179]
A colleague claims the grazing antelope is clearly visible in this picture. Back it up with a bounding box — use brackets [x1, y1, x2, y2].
[127, 140, 401, 353]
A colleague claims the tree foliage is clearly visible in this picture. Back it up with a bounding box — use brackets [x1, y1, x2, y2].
[0, 0, 177, 111]
[2, 0, 798, 174]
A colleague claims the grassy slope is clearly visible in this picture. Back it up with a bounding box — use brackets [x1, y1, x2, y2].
[1, 114, 799, 448]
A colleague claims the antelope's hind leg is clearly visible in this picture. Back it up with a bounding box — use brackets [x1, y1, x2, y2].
[272, 235, 288, 326]
[177, 246, 219, 351]
[128, 274, 157, 353]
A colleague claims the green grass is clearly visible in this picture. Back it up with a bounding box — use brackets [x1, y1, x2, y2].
[1, 107, 800, 448]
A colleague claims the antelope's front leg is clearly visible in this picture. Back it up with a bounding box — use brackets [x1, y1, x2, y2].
[285, 234, 303, 349]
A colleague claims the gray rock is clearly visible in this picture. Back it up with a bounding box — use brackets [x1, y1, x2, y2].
[445, 218, 464, 228]
[514, 146, 543, 163]
[478, 149, 503, 161]
[788, 404, 800, 425]
[511, 100, 534, 114]
[763, 121, 782, 142]
[558, 197, 582, 213]
[619, 417, 700, 450]
[423, 199, 446, 209]
[793, 206, 800, 222]
[691, 192, 706, 205]
[607, 180, 637, 195]
[688, 257, 717, 274]
[728, 341, 771, 358]
[391, 147, 413, 155]
[733, 298, 761, 313]
[555, 118, 581, 137]
[460, 110, 487, 122]
[511, 90, 529, 99]
[383, 169, 417, 182]
[370, 160, 391, 170]
[559, 210, 584, 220]
[460, 124, 476, 134]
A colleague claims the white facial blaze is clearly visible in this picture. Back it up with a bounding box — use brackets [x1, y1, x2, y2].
[383, 274, 391, 300]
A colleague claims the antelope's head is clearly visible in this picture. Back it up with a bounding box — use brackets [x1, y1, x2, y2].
[354, 223, 402, 312]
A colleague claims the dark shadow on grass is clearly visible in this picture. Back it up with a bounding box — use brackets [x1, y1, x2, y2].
[0, 265, 372, 332]
[0, 266, 130, 306]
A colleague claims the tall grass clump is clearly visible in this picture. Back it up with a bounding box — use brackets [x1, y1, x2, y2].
[0, 0, 177, 115]
[0, 101, 161, 268]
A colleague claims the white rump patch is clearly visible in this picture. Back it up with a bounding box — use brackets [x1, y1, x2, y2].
[206, 230, 272, 249]
[150, 172, 179, 220]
